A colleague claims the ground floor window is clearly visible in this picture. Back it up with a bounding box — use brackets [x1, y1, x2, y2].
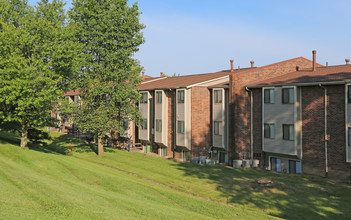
[160, 147, 167, 157]
[270, 157, 282, 172]
[289, 160, 301, 174]
[183, 150, 191, 161]
[219, 151, 226, 163]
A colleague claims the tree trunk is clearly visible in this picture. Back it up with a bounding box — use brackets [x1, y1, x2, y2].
[20, 124, 28, 149]
[98, 131, 104, 156]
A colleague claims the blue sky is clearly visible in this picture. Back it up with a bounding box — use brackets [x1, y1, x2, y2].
[28, 0, 351, 77]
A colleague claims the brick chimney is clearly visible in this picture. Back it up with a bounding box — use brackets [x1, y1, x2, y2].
[326, 62, 328, 67]
[230, 59, 234, 72]
[142, 71, 145, 77]
[346, 59, 350, 65]
[250, 60, 254, 68]
[160, 72, 164, 77]
[312, 50, 316, 71]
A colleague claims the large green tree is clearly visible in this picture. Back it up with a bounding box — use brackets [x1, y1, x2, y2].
[70, 0, 145, 156]
[0, 0, 81, 148]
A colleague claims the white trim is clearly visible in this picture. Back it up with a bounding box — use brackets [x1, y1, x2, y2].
[186, 75, 229, 88]
[262, 87, 275, 151]
[141, 77, 166, 85]
[282, 86, 297, 155]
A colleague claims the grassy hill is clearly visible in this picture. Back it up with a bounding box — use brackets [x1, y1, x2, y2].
[1, 132, 351, 219]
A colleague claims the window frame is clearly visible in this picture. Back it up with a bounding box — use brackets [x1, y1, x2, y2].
[156, 119, 162, 132]
[264, 123, 275, 139]
[140, 92, 148, 104]
[214, 121, 222, 136]
[264, 88, 275, 104]
[177, 120, 185, 134]
[156, 91, 162, 104]
[177, 90, 185, 103]
[348, 86, 351, 103]
[282, 88, 294, 104]
[283, 124, 295, 141]
[214, 89, 223, 104]
[140, 119, 147, 130]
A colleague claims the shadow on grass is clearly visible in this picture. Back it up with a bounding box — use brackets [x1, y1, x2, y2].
[0, 131, 115, 156]
[171, 162, 351, 219]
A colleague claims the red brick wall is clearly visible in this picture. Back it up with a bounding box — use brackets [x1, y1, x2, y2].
[252, 88, 265, 166]
[191, 87, 212, 158]
[302, 85, 351, 179]
[166, 90, 182, 159]
[229, 58, 315, 163]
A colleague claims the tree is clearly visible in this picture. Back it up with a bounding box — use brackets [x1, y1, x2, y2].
[70, 0, 145, 156]
[0, 0, 81, 148]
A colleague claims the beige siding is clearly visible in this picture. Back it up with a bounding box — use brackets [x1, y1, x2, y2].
[139, 91, 150, 141]
[154, 90, 168, 146]
[263, 87, 297, 155]
[176, 88, 191, 149]
[212, 88, 225, 148]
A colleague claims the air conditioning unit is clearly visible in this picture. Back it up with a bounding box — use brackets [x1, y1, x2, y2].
[242, 159, 251, 168]
[251, 159, 260, 168]
[233, 160, 242, 168]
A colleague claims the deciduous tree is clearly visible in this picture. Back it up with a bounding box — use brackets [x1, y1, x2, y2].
[70, 0, 145, 156]
[0, 0, 81, 148]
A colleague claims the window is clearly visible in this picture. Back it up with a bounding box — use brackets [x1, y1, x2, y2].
[348, 128, 351, 146]
[140, 92, 148, 103]
[178, 90, 184, 103]
[156, 91, 162, 104]
[264, 89, 275, 103]
[214, 90, 222, 103]
[264, 123, 275, 139]
[348, 86, 351, 103]
[214, 121, 222, 135]
[283, 124, 294, 140]
[177, 120, 185, 134]
[282, 88, 294, 104]
[74, 95, 79, 103]
[270, 157, 282, 172]
[123, 118, 129, 131]
[156, 119, 162, 132]
[140, 119, 147, 130]
[289, 160, 301, 174]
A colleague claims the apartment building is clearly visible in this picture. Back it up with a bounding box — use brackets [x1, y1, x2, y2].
[137, 70, 234, 161]
[247, 51, 351, 179]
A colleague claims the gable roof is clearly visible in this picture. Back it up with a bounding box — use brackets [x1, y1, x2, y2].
[247, 65, 351, 88]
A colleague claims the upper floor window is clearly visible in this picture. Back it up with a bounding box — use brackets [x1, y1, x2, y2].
[264, 89, 275, 104]
[123, 118, 129, 131]
[214, 90, 222, 103]
[264, 123, 275, 139]
[282, 88, 294, 104]
[141, 92, 148, 103]
[140, 119, 147, 130]
[177, 120, 185, 134]
[348, 86, 351, 103]
[214, 121, 222, 135]
[156, 91, 162, 104]
[178, 90, 185, 103]
[156, 119, 162, 132]
[283, 124, 294, 141]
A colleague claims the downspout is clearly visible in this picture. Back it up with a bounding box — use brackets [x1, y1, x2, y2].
[172, 89, 176, 159]
[245, 87, 254, 160]
[319, 84, 328, 178]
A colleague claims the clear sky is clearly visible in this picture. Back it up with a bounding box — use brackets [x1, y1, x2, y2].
[28, 0, 351, 77]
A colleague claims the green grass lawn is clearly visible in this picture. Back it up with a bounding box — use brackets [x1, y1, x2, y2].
[1, 131, 351, 219]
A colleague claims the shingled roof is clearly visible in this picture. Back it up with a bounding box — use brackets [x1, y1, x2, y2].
[247, 65, 351, 87]
[138, 69, 247, 90]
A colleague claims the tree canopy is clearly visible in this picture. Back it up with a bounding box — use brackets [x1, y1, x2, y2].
[69, 0, 145, 156]
[0, 0, 81, 148]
